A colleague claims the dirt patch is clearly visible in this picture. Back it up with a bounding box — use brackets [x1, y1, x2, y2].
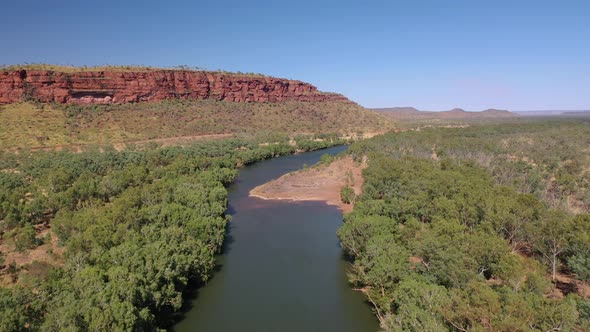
[249, 156, 366, 213]
[0, 229, 65, 287]
[555, 273, 590, 299]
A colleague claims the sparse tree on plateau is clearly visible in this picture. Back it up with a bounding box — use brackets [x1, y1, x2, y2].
[529, 210, 573, 281]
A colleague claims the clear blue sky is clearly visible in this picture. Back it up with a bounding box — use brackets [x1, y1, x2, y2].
[1, 0, 589, 110]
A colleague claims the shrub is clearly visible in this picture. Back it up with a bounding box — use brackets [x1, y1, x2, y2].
[340, 185, 355, 204]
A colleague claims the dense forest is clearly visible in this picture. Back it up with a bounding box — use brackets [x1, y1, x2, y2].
[339, 119, 590, 331]
[350, 119, 590, 213]
[0, 134, 344, 330]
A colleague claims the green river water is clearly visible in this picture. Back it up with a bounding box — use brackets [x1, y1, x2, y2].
[172, 146, 379, 332]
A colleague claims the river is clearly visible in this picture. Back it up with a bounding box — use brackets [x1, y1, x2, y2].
[172, 146, 379, 332]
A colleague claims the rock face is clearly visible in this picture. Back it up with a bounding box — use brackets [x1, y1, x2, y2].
[0, 69, 347, 104]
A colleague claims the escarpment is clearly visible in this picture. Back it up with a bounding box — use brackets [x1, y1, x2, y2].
[0, 69, 348, 104]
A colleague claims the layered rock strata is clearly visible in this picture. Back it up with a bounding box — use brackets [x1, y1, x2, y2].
[0, 69, 347, 104]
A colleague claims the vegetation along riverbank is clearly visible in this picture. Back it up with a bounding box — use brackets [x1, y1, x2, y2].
[0, 134, 347, 330]
[336, 118, 590, 331]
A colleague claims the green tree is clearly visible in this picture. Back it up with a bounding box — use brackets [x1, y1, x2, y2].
[529, 210, 573, 281]
[382, 276, 449, 332]
[340, 185, 356, 204]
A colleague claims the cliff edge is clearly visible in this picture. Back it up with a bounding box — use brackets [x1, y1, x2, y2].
[0, 68, 348, 104]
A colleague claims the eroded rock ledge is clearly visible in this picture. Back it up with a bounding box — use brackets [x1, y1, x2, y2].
[0, 69, 348, 104]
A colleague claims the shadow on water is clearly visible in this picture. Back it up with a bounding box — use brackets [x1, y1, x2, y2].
[166, 249, 231, 328]
[219, 204, 238, 254]
[166, 205, 238, 329]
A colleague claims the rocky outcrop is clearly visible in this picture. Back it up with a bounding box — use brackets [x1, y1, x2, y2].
[0, 69, 348, 104]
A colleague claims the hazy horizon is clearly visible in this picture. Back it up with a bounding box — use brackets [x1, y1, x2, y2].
[371, 106, 590, 113]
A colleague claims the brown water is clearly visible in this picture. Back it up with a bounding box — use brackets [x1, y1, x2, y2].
[172, 146, 379, 332]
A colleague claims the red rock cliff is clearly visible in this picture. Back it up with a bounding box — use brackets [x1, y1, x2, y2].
[0, 70, 348, 104]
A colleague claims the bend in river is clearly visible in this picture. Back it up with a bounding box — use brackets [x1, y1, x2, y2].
[172, 146, 379, 332]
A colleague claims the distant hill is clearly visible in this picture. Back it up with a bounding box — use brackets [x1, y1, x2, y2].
[373, 107, 518, 120]
[481, 108, 516, 115]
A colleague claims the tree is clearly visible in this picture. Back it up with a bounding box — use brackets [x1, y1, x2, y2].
[484, 188, 542, 252]
[568, 254, 590, 281]
[442, 280, 501, 331]
[413, 220, 476, 287]
[340, 185, 356, 204]
[567, 214, 590, 281]
[14, 225, 38, 252]
[529, 210, 573, 281]
[351, 235, 410, 313]
[381, 276, 449, 332]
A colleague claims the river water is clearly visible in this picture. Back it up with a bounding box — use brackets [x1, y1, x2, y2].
[172, 146, 379, 332]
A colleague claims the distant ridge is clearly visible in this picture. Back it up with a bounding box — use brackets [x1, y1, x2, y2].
[514, 110, 590, 117]
[373, 107, 518, 119]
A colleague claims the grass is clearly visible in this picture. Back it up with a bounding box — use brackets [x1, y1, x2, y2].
[0, 103, 74, 148]
[0, 100, 395, 150]
[0, 63, 270, 77]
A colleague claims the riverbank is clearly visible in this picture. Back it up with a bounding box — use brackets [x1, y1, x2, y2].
[249, 156, 366, 213]
[173, 145, 379, 332]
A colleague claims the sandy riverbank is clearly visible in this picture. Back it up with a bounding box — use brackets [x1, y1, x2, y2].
[249, 156, 366, 213]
